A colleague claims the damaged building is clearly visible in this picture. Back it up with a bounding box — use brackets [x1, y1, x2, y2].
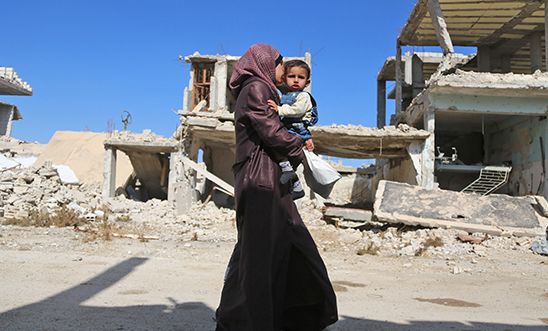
[377, 0, 548, 200]
[171, 52, 433, 213]
[0, 67, 32, 137]
[371, 0, 548, 236]
[100, 0, 548, 238]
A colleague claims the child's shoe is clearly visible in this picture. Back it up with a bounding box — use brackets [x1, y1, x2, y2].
[279, 161, 297, 185]
[292, 180, 305, 200]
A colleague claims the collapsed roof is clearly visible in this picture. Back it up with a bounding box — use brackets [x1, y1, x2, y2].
[399, 0, 546, 73]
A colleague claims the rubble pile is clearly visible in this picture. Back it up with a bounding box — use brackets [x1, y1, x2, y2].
[0, 162, 542, 258]
[0, 164, 101, 220]
[309, 221, 534, 258]
[108, 129, 176, 144]
[0, 162, 235, 242]
[104, 197, 235, 242]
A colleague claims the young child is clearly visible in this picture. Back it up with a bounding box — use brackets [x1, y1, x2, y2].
[267, 60, 318, 200]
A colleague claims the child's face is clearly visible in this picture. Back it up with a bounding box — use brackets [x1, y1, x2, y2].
[285, 66, 309, 91]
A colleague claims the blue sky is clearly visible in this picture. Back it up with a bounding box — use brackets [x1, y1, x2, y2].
[3, 0, 424, 149]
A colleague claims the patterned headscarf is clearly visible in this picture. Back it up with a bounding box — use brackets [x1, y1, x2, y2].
[229, 44, 282, 100]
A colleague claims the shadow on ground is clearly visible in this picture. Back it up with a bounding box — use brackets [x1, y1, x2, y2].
[1, 257, 545, 330]
[0, 257, 216, 331]
[328, 315, 547, 331]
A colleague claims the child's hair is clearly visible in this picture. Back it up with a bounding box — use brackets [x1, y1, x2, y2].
[284, 60, 311, 79]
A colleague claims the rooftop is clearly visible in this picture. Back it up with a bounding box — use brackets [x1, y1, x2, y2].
[0, 67, 32, 96]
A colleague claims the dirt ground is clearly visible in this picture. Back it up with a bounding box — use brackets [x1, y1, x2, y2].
[1, 218, 547, 331]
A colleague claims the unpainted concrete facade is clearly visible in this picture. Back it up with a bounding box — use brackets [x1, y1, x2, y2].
[175, 52, 433, 211]
[0, 67, 32, 137]
[378, 0, 548, 200]
[0, 103, 21, 137]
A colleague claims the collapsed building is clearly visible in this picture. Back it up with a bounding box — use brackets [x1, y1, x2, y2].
[165, 52, 435, 213]
[99, 1, 548, 237]
[377, 0, 548, 200]
[0, 67, 32, 137]
[371, 0, 548, 236]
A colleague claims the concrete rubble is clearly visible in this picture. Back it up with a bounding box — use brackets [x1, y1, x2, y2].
[432, 69, 548, 91]
[1, 151, 544, 260]
[374, 180, 548, 237]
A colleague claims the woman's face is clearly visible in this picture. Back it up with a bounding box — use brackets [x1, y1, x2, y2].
[275, 63, 285, 85]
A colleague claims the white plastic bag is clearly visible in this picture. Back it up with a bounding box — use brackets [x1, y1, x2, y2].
[302, 150, 342, 199]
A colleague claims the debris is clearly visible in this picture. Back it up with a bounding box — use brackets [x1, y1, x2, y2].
[323, 206, 372, 223]
[374, 180, 548, 237]
[181, 156, 234, 196]
[457, 234, 487, 245]
[531, 239, 548, 256]
[53, 165, 79, 185]
[535, 196, 548, 218]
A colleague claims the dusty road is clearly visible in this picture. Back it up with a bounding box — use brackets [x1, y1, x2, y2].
[0, 226, 547, 331]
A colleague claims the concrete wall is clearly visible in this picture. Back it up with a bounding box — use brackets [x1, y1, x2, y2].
[384, 157, 418, 186]
[0, 107, 14, 137]
[487, 116, 548, 199]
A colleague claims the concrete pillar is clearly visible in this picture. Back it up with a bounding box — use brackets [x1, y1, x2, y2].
[420, 110, 436, 189]
[214, 59, 228, 111]
[377, 80, 386, 128]
[411, 54, 424, 97]
[182, 87, 190, 112]
[304, 52, 312, 93]
[102, 147, 117, 198]
[545, 0, 548, 72]
[530, 31, 543, 72]
[501, 55, 512, 73]
[404, 53, 413, 85]
[395, 41, 403, 115]
[169, 151, 199, 214]
[478, 46, 491, 72]
[168, 151, 180, 203]
[5, 108, 14, 138]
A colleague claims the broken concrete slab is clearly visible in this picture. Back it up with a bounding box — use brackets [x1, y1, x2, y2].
[323, 206, 372, 222]
[53, 165, 79, 185]
[181, 156, 234, 196]
[373, 180, 548, 237]
[185, 116, 220, 128]
[534, 196, 548, 217]
[186, 122, 430, 159]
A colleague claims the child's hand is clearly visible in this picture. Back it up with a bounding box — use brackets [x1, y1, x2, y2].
[305, 139, 314, 151]
[267, 100, 279, 112]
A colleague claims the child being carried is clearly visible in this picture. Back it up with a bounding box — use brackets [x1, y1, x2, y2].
[268, 60, 318, 200]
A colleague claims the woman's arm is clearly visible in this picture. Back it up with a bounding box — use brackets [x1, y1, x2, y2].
[245, 82, 304, 165]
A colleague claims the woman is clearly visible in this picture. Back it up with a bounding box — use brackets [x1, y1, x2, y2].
[215, 44, 338, 331]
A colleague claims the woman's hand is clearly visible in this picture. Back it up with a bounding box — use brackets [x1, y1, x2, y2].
[267, 100, 279, 112]
[305, 139, 314, 151]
